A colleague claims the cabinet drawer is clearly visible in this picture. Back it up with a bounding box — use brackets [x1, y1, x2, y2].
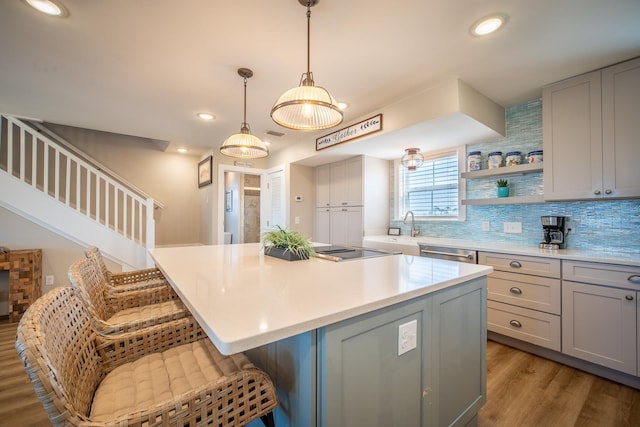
[487, 271, 561, 315]
[563, 260, 640, 291]
[487, 300, 561, 351]
[479, 252, 561, 278]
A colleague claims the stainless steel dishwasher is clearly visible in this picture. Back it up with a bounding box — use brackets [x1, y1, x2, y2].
[418, 243, 477, 263]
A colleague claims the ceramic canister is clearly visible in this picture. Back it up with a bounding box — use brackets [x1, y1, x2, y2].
[467, 151, 482, 171]
[488, 151, 503, 169]
[527, 150, 543, 163]
[505, 151, 522, 166]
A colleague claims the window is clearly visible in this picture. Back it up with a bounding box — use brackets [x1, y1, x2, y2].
[395, 148, 466, 220]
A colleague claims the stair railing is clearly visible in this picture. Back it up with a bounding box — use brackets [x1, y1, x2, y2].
[0, 115, 156, 249]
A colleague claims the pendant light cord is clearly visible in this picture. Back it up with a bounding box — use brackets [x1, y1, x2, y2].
[306, 1, 311, 76]
[243, 76, 247, 125]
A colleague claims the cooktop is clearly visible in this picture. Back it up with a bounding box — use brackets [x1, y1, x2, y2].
[313, 245, 400, 261]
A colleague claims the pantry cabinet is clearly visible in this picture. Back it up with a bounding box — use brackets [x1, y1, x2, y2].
[329, 157, 363, 207]
[315, 164, 331, 207]
[543, 56, 640, 200]
[329, 206, 363, 248]
[562, 260, 640, 376]
[314, 156, 388, 245]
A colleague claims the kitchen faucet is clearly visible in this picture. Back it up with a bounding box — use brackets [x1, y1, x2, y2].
[403, 211, 420, 237]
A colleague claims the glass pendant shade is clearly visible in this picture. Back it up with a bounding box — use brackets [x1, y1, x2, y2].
[271, 73, 343, 131]
[271, 0, 343, 131]
[220, 68, 269, 159]
[220, 125, 268, 159]
[401, 148, 424, 171]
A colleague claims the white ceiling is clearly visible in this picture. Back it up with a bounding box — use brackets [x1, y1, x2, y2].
[1, 0, 639, 161]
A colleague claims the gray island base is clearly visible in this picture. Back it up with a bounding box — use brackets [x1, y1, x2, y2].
[246, 277, 487, 427]
[150, 244, 491, 427]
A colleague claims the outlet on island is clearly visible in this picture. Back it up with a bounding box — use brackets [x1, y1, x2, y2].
[398, 319, 418, 356]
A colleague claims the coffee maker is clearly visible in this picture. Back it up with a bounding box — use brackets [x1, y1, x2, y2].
[540, 216, 568, 249]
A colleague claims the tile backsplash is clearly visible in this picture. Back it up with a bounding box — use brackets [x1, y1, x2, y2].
[390, 98, 640, 254]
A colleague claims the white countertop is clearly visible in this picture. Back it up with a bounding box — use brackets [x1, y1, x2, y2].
[363, 235, 640, 267]
[150, 244, 492, 355]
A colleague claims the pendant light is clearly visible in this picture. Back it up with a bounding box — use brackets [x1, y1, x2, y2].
[271, 0, 343, 131]
[220, 68, 269, 159]
[401, 148, 424, 171]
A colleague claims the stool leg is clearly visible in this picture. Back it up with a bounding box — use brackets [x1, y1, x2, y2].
[260, 412, 275, 427]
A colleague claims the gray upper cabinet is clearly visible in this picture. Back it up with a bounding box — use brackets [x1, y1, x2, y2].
[315, 164, 331, 207]
[543, 57, 640, 201]
[329, 156, 363, 207]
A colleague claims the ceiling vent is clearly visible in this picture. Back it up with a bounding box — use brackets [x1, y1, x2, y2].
[266, 130, 285, 137]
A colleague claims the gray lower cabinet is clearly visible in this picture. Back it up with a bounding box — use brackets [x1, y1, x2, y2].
[319, 277, 486, 427]
[562, 260, 640, 376]
[479, 252, 562, 351]
[246, 277, 487, 427]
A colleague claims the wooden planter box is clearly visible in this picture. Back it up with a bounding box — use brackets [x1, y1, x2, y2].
[264, 247, 309, 261]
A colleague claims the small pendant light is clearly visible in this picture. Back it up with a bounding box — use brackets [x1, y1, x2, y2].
[220, 68, 269, 159]
[271, 0, 343, 131]
[401, 148, 424, 171]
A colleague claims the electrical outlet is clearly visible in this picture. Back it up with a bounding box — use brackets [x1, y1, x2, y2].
[45, 275, 54, 286]
[504, 222, 522, 233]
[398, 320, 417, 356]
[482, 221, 490, 231]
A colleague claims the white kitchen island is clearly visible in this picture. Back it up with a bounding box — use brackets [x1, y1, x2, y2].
[150, 244, 493, 427]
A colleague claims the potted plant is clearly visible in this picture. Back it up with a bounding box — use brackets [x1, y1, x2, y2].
[497, 179, 509, 197]
[262, 226, 315, 261]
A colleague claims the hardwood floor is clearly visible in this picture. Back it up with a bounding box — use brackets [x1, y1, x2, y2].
[1, 315, 639, 426]
[478, 340, 640, 427]
[0, 317, 50, 426]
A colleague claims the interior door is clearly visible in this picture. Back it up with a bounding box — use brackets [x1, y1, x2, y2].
[264, 168, 286, 232]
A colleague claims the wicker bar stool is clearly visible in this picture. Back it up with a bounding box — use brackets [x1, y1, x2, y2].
[85, 246, 169, 293]
[69, 257, 190, 335]
[16, 287, 279, 426]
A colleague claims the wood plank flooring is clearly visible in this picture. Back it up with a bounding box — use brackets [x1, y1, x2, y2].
[0, 317, 50, 426]
[478, 340, 640, 427]
[1, 315, 639, 426]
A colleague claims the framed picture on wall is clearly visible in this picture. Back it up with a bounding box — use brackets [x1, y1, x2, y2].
[198, 156, 212, 188]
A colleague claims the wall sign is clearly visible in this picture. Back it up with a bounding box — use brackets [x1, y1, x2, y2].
[316, 114, 383, 151]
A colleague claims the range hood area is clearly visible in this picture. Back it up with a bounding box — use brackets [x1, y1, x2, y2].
[293, 78, 506, 166]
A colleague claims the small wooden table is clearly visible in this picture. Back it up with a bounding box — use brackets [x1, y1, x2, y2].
[0, 249, 42, 322]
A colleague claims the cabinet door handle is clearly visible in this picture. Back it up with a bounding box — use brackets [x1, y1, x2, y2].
[628, 275, 640, 284]
[509, 261, 522, 268]
[509, 320, 522, 328]
[342, 202, 348, 205]
[509, 287, 523, 295]
[594, 190, 601, 195]
[625, 295, 634, 301]
[605, 189, 612, 195]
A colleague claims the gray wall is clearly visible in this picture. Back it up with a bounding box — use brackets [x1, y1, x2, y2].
[45, 123, 201, 246]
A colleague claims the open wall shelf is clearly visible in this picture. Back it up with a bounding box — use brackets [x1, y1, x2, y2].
[461, 163, 543, 179]
[462, 195, 545, 205]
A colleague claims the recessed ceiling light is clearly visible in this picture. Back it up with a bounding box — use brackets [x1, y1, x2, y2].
[197, 112, 215, 121]
[177, 148, 188, 154]
[470, 14, 507, 36]
[338, 102, 349, 110]
[23, 0, 69, 17]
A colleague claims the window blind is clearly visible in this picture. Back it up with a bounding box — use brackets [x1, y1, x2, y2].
[399, 152, 459, 217]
